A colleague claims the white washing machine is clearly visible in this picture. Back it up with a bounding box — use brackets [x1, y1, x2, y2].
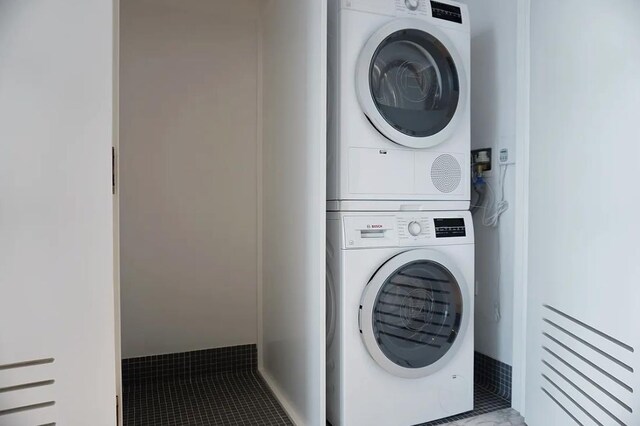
[327, 0, 471, 212]
[326, 211, 474, 426]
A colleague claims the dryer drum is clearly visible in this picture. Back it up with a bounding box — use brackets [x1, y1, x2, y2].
[368, 29, 460, 138]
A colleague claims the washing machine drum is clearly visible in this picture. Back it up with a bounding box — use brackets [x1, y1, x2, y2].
[359, 249, 470, 378]
[356, 19, 467, 149]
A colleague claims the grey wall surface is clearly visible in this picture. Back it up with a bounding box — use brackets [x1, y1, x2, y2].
[120, 0, 260, 358]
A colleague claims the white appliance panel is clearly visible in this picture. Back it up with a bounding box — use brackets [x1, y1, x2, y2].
[327, 211, 474, 425]
[348, 148, 414, 195]
[327, 0, 471, 210]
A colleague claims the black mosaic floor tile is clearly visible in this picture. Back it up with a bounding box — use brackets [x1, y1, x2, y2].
[418, 384, 511, 425]
[474, 352, 512, 401]
[123, 371, 293, 426]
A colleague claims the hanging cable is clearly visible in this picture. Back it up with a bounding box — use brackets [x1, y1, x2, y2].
[470, 177, 485, 214]
[483, 164, 509, 321]
[469, 160, 510, 322]
[482, 163, 509, 227]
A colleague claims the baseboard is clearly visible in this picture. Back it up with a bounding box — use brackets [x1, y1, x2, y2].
[259, 367, 304, 426]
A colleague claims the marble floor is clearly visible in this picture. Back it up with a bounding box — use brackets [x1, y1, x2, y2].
[442, 408, 526, 425]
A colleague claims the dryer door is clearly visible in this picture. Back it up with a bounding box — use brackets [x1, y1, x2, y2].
[356, 18, 467, 149]
[359, 249, 470, 378]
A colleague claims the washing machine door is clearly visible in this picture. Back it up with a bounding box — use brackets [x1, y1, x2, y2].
[359, 249, 470, 378]
[356, 18, 467, 149]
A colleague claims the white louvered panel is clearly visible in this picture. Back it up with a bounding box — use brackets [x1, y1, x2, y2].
[0, 361, 54, 389]
[539, 305, 636, 426]
[543, 364, 621, 426]
[541, 322, 634, 391]
[1, 1, 117, 424]
[0, 358, 56, 425]
[0, 405, 56, 426]
[543, 336, 632, 406]
[0, 385, 56, 426]
[543, 305, 634, 370]
[0, 385, 55, 412]
[540, 382, 600, 426]
[543, 353, 631, 425]
[525, 2, 640, 425]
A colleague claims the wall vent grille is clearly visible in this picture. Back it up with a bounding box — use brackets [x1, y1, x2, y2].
[540, 305, 634, 425]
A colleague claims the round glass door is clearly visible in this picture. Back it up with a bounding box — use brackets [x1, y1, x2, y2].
[370, 29, 459, 138]
[373, 260, 462, 368]
[356, 19, 467, 149]
[359, 249, 470, 378]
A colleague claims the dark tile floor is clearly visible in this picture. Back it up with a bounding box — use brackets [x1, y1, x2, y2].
[419, 384, 511, 425]
[123, 368, 508, 426]
[123, 371, 293, 426]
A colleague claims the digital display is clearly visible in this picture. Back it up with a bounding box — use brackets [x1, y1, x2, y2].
[431, 1, 463, 24]
[434, 218, 466, 238]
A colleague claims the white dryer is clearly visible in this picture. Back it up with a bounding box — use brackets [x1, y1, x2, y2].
[327, 0, 471, 211]
[326, 211, 474, 426]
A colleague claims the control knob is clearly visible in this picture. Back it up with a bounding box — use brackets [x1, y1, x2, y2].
[405, 0, 420, 11]
[408, 221, 422, 236]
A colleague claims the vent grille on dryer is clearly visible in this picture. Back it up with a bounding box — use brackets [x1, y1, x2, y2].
[431, 154, 461, 193]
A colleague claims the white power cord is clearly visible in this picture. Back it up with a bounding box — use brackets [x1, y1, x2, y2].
[471, 163, 510, 322]
[482, 164, 509, 228]
[494, 223, 502, 322]
[486, 164, 509, 321]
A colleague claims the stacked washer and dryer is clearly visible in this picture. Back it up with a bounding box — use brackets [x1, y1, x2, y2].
[326, 1, 474, 425]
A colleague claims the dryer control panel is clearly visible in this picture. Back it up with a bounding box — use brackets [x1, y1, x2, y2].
[339, 211, 473, 249]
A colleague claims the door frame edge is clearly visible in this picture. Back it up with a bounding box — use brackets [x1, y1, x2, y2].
[112, 0, 123, 424]
[511, 0, 531, 416]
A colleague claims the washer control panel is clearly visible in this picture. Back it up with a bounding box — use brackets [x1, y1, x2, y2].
[342, 0, 468, 29]
[395, 0, 430, 16]
[341, 212, 472, 249]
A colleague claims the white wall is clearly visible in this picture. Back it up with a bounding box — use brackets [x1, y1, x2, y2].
[260, 0, 327, 424]
[120, 0, 260, 358]
[525, 1, 640, 423]
[458, 0, 518, 365]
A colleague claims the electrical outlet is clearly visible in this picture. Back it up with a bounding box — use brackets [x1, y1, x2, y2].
[499, 148, 515, 165]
